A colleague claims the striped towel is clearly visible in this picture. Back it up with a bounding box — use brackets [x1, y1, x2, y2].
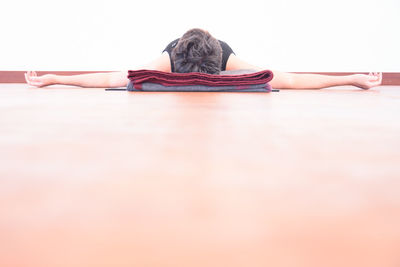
[127, 69, 274, 92]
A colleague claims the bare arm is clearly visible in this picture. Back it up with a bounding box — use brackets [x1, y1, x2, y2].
[270, 71, 382, 90]
[25, 53, 171, 88]
[25, 71, 129, 88]
[226, 54, 382, 89]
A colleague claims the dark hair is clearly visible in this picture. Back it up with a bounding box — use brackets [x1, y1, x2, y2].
[171, 28, 222, 74]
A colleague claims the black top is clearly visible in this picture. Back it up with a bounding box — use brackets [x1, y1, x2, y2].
[163, 39, 235, 72]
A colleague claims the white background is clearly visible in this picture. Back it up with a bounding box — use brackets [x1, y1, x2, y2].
[1, 0, 399, 72]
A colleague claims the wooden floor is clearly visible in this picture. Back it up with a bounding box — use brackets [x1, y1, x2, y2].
[1, 83, 400, 267]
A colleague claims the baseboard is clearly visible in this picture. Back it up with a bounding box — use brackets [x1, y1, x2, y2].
[0, 71, 112, 83]
[293, 72, 400, 86]
[1, 71, 399, 85]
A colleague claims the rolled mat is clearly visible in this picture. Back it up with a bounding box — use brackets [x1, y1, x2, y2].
[127, 69, 274, 90]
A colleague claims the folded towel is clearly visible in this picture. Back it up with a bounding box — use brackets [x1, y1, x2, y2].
[127, 69, 273, 90]
[127, 82, 272, 92]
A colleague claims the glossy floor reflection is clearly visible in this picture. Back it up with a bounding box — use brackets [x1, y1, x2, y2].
[1, 84, 400, 267]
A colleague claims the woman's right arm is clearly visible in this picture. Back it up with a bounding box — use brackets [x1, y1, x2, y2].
[25, 52, 171, 88]
[25, 71, 129, 88]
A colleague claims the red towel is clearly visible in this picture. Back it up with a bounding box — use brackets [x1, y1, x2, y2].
[127, 69, 273, 88]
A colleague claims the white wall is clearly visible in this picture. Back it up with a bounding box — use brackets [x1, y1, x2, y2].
[1, 0, 399, 72]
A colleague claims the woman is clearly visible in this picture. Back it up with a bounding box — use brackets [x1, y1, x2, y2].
[24, 28, 382, 90]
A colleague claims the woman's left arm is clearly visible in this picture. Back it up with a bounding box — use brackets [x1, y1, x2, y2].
[226, 54, 383, 89]
[270, 71, 382, 90]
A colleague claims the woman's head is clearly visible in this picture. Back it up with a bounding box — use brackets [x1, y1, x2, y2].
[171, 28, 222, 74]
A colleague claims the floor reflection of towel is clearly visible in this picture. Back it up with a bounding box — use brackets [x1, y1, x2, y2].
[127, 69, 274, 92]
